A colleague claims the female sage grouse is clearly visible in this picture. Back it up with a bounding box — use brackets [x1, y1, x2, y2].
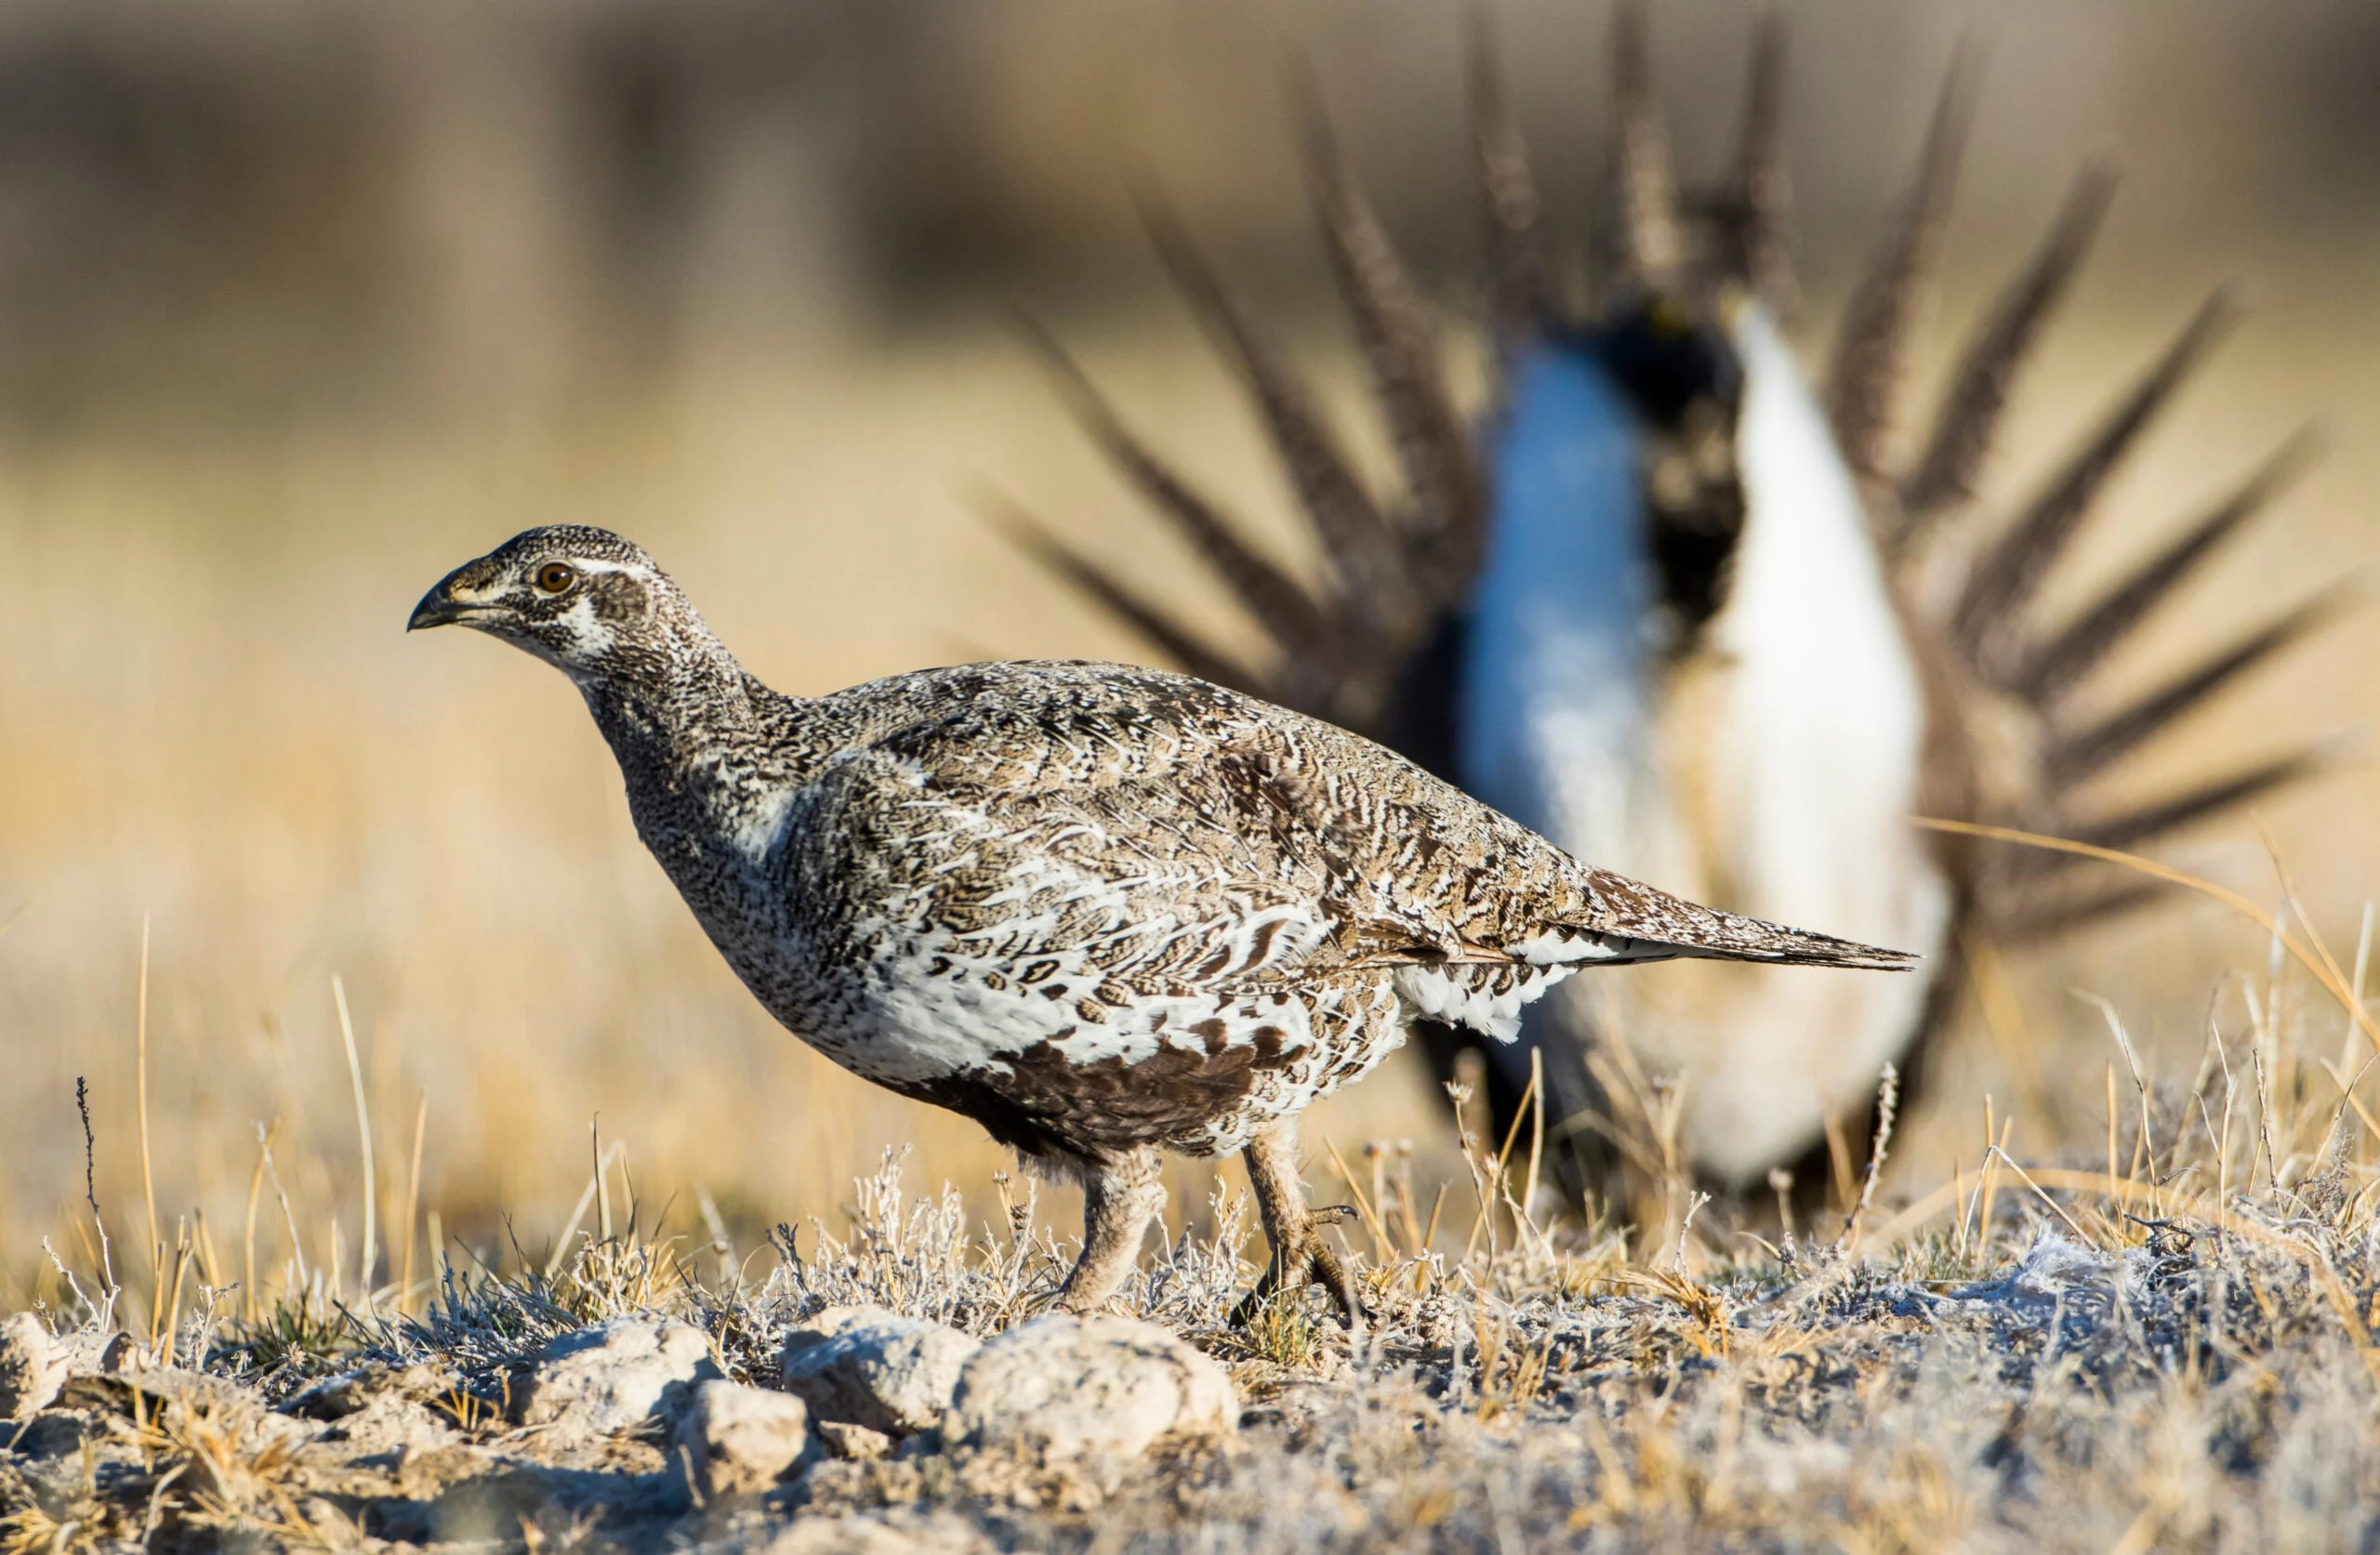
[410, 526, 1908, 1315]
[1001, 9, 2350, 1197]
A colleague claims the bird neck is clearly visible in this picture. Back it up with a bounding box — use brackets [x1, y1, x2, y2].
[576, 621, 800, 851]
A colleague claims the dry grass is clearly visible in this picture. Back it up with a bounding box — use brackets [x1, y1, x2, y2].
[0, 311, 2374, 1539]
[1, 242, 2369, 1308]
[3, 26, 2379, 1535]
[0, 328, 1504, 1328]
[8, 874, 2380, 1553]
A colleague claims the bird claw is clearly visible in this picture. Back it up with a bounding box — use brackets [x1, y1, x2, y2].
[1311, 1204, 1362, 1226]
[1230, 1232, 1370, 1333]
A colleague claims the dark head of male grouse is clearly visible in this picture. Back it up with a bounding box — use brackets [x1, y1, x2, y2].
[413, 524, 1913, 1321]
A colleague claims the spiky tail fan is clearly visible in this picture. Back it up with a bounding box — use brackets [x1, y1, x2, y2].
[1004, 7, 2349, 1187]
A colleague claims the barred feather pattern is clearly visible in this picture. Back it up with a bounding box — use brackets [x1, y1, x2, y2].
[416, 526, 1907, 1168]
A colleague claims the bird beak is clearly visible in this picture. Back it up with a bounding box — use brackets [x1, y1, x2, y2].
[408, 561, 505, 632]
[407, 584, 463, 632]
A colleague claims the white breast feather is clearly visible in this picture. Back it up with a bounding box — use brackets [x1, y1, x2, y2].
[1446, 309, 1956, 1183]
[1682, 306, 1955, 1179]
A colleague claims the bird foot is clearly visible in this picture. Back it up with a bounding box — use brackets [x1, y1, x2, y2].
[1232, 1225, 1368, 1332]
[1049, 1288, 1130, 1319]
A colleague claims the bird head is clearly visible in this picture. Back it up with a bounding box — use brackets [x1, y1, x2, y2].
[408, 525, 686, 682]
[1592, 287, 1744, 427]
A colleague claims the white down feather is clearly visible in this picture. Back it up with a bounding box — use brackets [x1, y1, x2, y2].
[1456, 305, 1953, 1182]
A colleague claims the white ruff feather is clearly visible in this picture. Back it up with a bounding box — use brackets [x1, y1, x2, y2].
[1677, 307, 1954, 1179]
[1449, 309, 1953, 1182]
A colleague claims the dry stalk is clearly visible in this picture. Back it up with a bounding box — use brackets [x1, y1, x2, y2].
[331, 976, 376, 1300]
[1985, 1147, 2090, 1242]
[1320, 1135, 1395, 1259]
[1919, 818, 2380, 1058]
[1820, 1112, 1856, 1217]
[74, 1077, 117, 1303]
[137, 915, 159, 1340]
[2079, 991, 2159, 1198]
[592, 1117, 613, 1244]
[1839, 1063, 1898, 1247]
[2319, 1057, 2380, 1144]
[2107, 1062, 2122, 1215]
[239, 1121, 272, 1327]
[1671, 1191, 1711, 1274]
[161, 1228, 191, 1368]
[545, 1140, 628, 1280]
[2339, 903, 2374, 1077]
[398, 1092, 428, 1311]
[1524, 1046, 1546, 1231]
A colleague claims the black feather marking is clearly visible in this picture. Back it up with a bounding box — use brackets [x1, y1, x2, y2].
[1952, 285, 2243, 669]
[1136, 193, 1421, 635]
[977, 492, 1273, 697]
[2062, 746, 2337, 858]
[1898, 162, 2116, 533]
[1991, 877, 2171, 943]
[1730, 14, 1795, 317]
[2042, 585, 2359, 790]
[1020, 317, 1349, 667]
[1824, 44, 1980, 485]
[1612, 4, 1684, 284]
[1291, 66, 1488, 590]
[2009, 426, 2324, 706]
[1464, 1, 1551, 341]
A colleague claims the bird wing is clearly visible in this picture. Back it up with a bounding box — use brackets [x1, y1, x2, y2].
[821, 664, 1911, 1002]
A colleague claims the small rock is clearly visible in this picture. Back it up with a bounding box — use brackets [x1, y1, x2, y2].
[675, 1379, 811, 1497]
[945, 1316, 1236, 1462]
[515, 1317, 720, 1436]
[814, 1419, 894, 1462]
[60, 1364, 257, 1424]
[0, 1314, 66, 1420]
[1949, 1230, 2135, 1322]
[5, 1408, 97, 1459]
[286, 1362, 456, 1421]
[288, 1367, 462, 1460]
[761, 1511, 995, 1555]
[426, 1460, 681, 1544]
[780, 1307, 977, 1437]
[37, 1328, 131, 1381]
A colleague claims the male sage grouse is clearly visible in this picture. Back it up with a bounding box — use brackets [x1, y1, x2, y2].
[410, 526, 1910, 1315]
[999, 10, 2350, 1199]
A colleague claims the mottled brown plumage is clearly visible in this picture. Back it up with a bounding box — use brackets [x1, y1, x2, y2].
[411, 525, 1909, 1316]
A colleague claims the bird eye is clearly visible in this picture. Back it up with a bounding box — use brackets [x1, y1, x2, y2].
[535, 562, 576, 594]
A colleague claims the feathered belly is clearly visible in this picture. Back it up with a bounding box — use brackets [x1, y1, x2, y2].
[891, 970, 1412, 1161]
[1395, 960, 1578, 1043]
[716, 909, 1413, 1158]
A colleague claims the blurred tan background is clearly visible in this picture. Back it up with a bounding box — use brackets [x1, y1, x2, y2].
[3, 0, 2378, 1304]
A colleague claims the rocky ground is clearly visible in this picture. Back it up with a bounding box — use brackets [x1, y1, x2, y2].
[5, 1148, 2380, 1555]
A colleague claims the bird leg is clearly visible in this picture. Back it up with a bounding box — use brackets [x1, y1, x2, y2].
[1051, 1146, 1166, 1316]
[1234, 1117, 1368, 1327]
